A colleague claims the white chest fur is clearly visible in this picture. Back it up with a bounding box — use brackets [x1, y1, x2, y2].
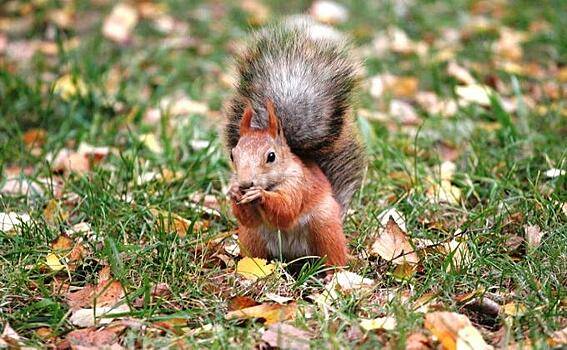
[259, 211, 313, 260]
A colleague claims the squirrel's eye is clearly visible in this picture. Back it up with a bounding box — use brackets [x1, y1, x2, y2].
[266, 152, 276, 163]
[230, 151, 234, 162]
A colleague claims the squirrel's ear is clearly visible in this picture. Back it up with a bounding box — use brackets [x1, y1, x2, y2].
[240, 105, 253, 136]
[266, 99, 281, 139]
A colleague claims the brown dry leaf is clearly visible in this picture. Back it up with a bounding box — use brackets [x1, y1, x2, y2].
[44, 199, 69, 225]
[492, 27, 527, 61]
[229, 296, 259, 311]
[369, 74, 418, 98]
[389, 99, 421, 125]
[66, 323, 125, 348]
[406, 331, 433, 350]
[549, 327, 567, 347]
[226, 303, 297, 326]
[22, 128, 47, 147]
[241, 0, 270, 26]
[262, 323, 312, 350]
[66, 267, 124, 310]
[236, 257, 276, 280]
[524, 224, 544, 249]
[371, 217, 419, 265]
[49, 149, 90, 174]
[102, 3, 138, 44]
[424, 312, 492, 350]
[0, 323, 22, 348]
[310, 1, 348, 25]
[415, 92, 458, 117]
[447, 61, 477, 85]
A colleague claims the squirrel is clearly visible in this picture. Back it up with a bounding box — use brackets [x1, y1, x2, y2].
[224, 19, 366, 267]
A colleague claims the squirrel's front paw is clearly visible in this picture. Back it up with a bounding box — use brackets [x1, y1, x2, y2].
[238, 186, 264, 204]
[228, 183, 242, 202]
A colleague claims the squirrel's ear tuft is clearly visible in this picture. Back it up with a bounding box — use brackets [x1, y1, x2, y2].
[266, 99, 281, 139]
[240, 105, 254, 136]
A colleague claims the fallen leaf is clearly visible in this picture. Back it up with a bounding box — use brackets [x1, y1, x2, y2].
[151, 208, 206, 237]
[371, 217, 419, 265]
[369, 74, 418, 98]
[424, 312, 492, 350]
[544, 168, 565, 178]
[1, 177, 44, 197]
[492, 27, 527, 61]
[549, 327, 567, 347]
[334, 271, 375, 291]
[102, 3, 138, 44]
[44, 199, 69, 225]
[45, 252, 65, 272]
[406, 331, 433, 350]
[226, 303, 297, 325]
[48, 148, 90, 174]
[502, 302, 526, 317]
[447, 61, 477, 85]
[66, 325, 125, 349]
[524, 224, 544, 249]
[140, 133, 163, 154]
[22, 128, 47, 147]
[66, 267, 125, 310]
[229, 296, 259, 311]
[0, 323, 21, 348]
[311, 1, 348, 25]
[359, 316, 397, 331]
[236, 257, 276, 280]
[262, 323, 312, 350]
[69, 304, 131, 328]
[53, 74, 87, 100]
[0, 212, 32, 234]
[455, 84, 492, 106]
[240, 0, 270, 26]
[416, 91, 458, 117]
[440, 238, 470, 272]
[426, 180, 462, 205]
[265, 293, 294, 304]
[389, 99, 421, 125]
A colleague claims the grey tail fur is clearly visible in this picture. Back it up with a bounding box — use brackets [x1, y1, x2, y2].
[224, 19, 366, 213]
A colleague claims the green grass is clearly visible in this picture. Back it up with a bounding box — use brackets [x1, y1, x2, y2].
[1, 0, 566, 348]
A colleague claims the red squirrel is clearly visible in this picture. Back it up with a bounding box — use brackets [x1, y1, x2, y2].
[224, 19, 366, 267]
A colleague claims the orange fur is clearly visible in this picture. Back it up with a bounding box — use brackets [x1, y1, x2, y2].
[229, 102, 348, 267]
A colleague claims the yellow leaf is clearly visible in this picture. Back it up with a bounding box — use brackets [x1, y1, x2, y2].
[226, 303, 296, 325]
[503, 302, 526, 317]
[46, 253, 65, 272]
[360, 316, 397, 331]
[44, 199, 69, 225]
[53, 74, 87, 100]
[236, 257, 276, 280]
[425, 312, 492, 350]
[140, 133, 162, 154]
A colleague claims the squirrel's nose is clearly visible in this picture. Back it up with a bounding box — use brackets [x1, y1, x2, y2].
[239, 181, 254, 191]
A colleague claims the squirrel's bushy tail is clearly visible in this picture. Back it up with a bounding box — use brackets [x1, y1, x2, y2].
[225, 18, 366, 213]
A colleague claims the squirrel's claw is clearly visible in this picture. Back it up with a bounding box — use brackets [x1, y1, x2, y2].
[238, 186, 263, 204]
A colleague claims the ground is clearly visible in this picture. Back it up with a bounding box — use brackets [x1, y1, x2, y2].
[0, 0, 566, 349]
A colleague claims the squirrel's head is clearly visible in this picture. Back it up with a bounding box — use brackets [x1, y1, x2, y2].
[230, 100, 300, 191]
